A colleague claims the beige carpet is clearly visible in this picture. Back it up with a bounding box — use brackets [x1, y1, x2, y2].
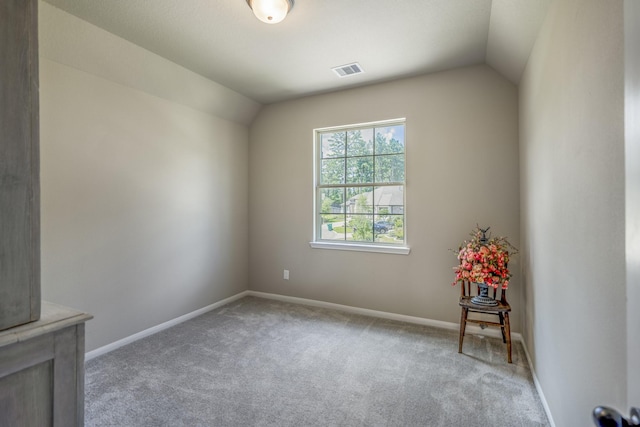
[85, 296, 550, 426]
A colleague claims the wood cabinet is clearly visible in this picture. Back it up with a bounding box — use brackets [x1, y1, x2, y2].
[0, 0, 41, 330]
[0, 303, 92, 426]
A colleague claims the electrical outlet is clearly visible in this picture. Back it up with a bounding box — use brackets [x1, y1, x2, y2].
[283, 269, 289, 280]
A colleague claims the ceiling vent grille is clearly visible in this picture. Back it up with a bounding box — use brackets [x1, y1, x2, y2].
[332, 63, 364, 78]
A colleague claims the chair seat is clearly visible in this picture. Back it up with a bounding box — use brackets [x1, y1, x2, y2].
[459, 296, 511, 313]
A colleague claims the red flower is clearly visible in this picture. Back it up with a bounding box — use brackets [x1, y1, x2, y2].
[451, 227, 517, 289]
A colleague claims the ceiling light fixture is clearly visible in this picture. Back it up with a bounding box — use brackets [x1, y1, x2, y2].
[246, 0, 294, 24]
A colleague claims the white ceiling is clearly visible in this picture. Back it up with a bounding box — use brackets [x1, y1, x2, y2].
[42, 0, 551, 105]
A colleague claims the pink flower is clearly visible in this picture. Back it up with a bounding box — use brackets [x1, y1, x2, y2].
[451, 227, 517, 290]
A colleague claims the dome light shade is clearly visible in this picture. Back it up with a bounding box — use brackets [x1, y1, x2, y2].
[246, 0, 293, 24]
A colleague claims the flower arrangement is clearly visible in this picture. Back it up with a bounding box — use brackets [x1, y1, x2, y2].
[452, 226, 517, 289]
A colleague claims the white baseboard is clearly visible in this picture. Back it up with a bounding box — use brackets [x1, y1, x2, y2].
[247, 290, 523, 342]
[520, 337, 556, 427]
[85, 291, 249, 361]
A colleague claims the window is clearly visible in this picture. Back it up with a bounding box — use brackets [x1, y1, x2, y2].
[312, 119, 409, 254]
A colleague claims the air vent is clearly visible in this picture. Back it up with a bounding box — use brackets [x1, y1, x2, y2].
[332, 62, 364, 78]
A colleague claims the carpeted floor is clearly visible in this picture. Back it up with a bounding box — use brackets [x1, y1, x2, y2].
[85, 296, 550, 426]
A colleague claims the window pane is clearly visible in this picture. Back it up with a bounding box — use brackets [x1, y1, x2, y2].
[375, 125, 405, 155]
[321, 158, 345, 184]
[319, 188, 345, 214]
[320, 214, 346, 240]
[373, 185, 404, 243]
[374, 215, 404, 243]
[347, 214, 373, 242]
[347, 128, 373, 156]
[321, 132, 345, 158]
[375, 154, 405, 183]
[346, 157, 374, 184]
[373, 186, 404, 215]
[345, 187, 373, 214]
[345, 187, 373, 242]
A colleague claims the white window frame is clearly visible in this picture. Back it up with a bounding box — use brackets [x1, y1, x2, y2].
[310, 118, 410, 255]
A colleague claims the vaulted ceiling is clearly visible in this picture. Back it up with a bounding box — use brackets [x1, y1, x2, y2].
[43, 0, 551, 104]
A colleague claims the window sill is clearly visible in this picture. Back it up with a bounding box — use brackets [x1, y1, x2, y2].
[309, 241, 411, 255]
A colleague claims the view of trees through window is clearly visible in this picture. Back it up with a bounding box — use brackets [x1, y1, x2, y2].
[316, 121, 406, 245]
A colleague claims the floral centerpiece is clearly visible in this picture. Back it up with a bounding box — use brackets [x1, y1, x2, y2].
[452, 226, 517, 290]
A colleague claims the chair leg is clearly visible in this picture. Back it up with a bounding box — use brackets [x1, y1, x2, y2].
[504, 312, 512, 363]
[458, 308, 468, 353]
[498, 313, 506, 343]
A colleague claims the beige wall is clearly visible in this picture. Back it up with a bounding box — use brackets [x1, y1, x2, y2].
[39, 5, 251, 352]
[520, 0, 626, 424]
[248, 65, 521, 330]
[625, 0, 640, 408]
[38, 2, 260, 126]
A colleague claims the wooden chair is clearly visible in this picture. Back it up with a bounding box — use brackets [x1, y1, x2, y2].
[458, 280, 512, 363]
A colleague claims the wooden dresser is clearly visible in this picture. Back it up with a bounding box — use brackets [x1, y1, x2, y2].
[0, 303, 92, 426]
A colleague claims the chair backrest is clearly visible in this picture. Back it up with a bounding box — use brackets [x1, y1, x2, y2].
[460, 279, 508, 304]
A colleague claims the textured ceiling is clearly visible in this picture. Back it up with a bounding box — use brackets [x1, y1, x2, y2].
[42, 0, 551, 105]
